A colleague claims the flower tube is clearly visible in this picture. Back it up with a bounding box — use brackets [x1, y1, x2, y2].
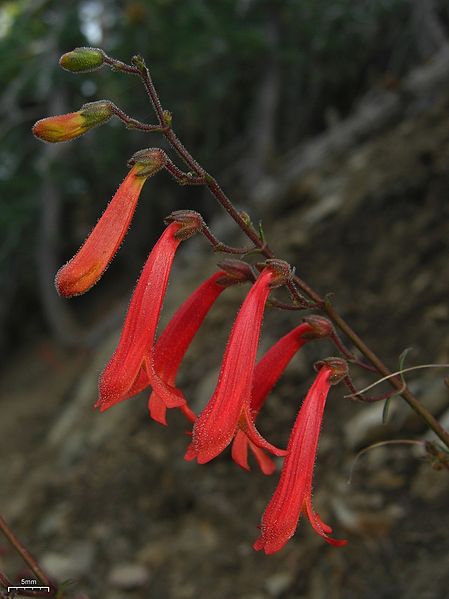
[254, 358, 348, 554]
[96, 212, 203, 412]
[185, 260, 292, 464]
[55, 148, 167, 297]
[232, 317, 333, 474]
[125, 261, 255, 424]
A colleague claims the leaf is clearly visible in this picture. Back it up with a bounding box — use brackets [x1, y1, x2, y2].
[382, 347, 413, 424]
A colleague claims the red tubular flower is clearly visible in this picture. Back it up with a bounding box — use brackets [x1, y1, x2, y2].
[126, 271, 230, 425]
[253, 359, 348, 554]
[185, 260, 292, 465]
[232, 317, 333, 475]
[124, 261, 254, 425]
[95, 213, 203, 412]
[55, 148, 167, 297]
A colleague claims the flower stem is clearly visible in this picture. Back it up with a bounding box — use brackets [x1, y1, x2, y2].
[111, 53, 449, 450]
[0, 516, 57, 597]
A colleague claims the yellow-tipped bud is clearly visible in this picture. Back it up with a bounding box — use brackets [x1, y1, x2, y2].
[59, 47, 105, 73]
[32, 100, 113, 143]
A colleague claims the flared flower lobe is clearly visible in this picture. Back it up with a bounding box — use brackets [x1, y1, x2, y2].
[231, 321, 314, 475]
[147, 270, 229, 424]
[125, 270, 230, 424]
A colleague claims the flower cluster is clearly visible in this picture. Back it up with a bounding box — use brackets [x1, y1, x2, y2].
[33, 57, 348, 554]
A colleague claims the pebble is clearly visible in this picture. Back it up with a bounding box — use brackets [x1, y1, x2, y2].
[108, 563, 150, 590]
[265, 572, 293, 597]
[344, 402, 387, 448]
[41, 541, 95, 580]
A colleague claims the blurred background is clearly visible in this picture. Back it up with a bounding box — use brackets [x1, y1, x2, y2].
[1, 1, 448, 597]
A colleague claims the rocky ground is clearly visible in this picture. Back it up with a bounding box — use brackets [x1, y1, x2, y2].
[1, 87, 449, 599]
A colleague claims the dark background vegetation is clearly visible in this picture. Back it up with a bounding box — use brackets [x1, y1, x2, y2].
[1, 1, 448, 598]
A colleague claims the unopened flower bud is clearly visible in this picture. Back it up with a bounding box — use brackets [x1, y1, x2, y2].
[32, 100, 113, 143]
[314, 357, 348, 385]
[162, 110, 172, 127]
[216, 259, 255, 286]
[238, 211, 252, 226]
[165, 210, 204, 240]
[59, 47, 105, 73]
[128, 148, 168, 177]
[302, 316, 333, 339]
[80, 100, 114, 126]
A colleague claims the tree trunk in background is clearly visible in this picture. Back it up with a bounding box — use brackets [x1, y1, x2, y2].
[251, 43, 449, 208]
[36, 90, 80, 347]
[240, 8, 281, 196]
[410, 0, 448, 60]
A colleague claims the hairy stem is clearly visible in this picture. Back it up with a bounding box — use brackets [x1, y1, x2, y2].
[109, 53, 449, 450]
[0, 516, 56, 597]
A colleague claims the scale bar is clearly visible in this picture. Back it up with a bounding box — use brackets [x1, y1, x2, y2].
[7, 587, 50, 592]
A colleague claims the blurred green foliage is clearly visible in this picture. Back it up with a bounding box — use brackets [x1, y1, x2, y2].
[0, 0, 445, 351]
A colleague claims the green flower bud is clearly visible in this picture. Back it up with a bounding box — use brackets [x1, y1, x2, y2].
[59, 47, 105, 73]
[80, 100, 114, 127]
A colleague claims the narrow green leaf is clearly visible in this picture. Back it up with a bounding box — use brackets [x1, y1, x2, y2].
[382, 347, 413, 424]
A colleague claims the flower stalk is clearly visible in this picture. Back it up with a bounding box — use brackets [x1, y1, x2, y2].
[27, 45, 449, 560]
[93, 50, 448, 449]
[0, 516, 57, 597]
